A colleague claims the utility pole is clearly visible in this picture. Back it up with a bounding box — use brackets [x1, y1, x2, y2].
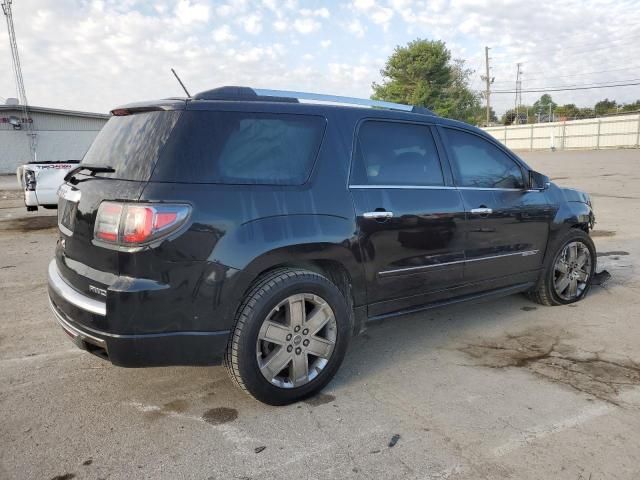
[514, 63, 522, 121]
[2, 0, 36, 161]
[481, 46, 494, 125]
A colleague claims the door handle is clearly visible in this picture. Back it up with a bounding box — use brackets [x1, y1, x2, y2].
[363, 211, 394, 219]
[470, 207, 493, 215]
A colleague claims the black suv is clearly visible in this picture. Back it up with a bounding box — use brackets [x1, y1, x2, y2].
[48, 87, 596, 405]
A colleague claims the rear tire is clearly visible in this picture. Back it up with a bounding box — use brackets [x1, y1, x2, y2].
[528, 228, 596, 306]
[225, 268, 352, 405]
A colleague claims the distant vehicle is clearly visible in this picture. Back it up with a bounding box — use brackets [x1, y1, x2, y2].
[16, 161, 80, 211]
[48, 87, 596, 405]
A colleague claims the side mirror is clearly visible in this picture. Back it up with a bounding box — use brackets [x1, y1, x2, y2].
[529, 170, 550, 190]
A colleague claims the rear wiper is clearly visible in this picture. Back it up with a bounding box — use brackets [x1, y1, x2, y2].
[64, 164, 115, 182]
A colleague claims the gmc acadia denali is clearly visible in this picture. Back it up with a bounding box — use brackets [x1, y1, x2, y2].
[48, 87, 596, 405]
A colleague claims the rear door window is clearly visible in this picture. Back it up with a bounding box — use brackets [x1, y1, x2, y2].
[441, 128, 525, 189]
[350, 121, 444, 186]
[152, 111, 325, 185]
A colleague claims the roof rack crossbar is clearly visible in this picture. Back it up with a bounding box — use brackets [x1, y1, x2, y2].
[253, 88, 415, 112]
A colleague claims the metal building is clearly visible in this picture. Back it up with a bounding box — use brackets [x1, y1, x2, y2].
[0, 98, 108, 173]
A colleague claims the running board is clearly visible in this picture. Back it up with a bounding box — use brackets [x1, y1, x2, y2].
[367, 282, 534, 323]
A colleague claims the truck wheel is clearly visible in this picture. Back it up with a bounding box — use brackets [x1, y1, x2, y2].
[225, 268, 352, 405]
[528, 228, 596, 306]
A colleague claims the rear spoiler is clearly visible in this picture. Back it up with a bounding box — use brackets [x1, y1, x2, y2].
[64, 164, 116, 182]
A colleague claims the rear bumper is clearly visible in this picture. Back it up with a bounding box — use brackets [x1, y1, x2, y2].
[47, 260, 229, 367]
[23, 190, 38, 207]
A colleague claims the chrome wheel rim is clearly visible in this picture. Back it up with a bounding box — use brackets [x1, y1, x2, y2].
[553, 241, 592, 301]
[256, 293, 337, 389]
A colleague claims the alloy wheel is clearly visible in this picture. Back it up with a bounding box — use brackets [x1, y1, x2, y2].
[256, 293, 337, 388]
[553, 241, 592, 301]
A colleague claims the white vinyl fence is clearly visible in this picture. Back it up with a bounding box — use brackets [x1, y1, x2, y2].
[482, 113, 640, 151]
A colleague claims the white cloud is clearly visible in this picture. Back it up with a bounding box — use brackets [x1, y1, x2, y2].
[273, 19, 288, 32]
[320, 40, 332, 48]
[216, 1, 248, 17]
[174, 0, 209, 24]
[300, 7, 330, 18]
[347, 19, 366, 37]
[240, 13, 262, 35]
[351, 0, 393, 29]
[293, 17, 321, 34]
[213, 25, 236, 43]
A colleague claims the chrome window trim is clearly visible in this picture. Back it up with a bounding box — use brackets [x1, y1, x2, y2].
[379, 250, 539, 276]
[48, 260, 106, 316]
[349, 184, 455, 190]
[457, 187, 524, 192]
[348, 184, 527, 191]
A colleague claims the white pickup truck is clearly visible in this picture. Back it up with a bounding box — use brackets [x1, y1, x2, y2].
[16, 161, 79, 211]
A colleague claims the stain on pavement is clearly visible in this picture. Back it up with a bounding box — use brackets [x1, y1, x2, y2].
[202, 407, 238, 425]
[460, 328, 640, 406]
[304, 393, 335, 406]
[0, 216, 57, 232]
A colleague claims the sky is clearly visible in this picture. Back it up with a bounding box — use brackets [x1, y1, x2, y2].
[1, 0, 640, 116]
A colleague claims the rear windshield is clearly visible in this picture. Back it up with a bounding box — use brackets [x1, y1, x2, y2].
[152, 111, 325, 185]
[81, 111, 181, 181]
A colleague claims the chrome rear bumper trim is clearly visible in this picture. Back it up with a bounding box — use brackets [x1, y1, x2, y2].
[49, 298, 106, 348]
[48, 260, 106, 316]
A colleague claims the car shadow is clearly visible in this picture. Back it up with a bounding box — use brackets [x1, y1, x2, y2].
[330, 285, 612, 390]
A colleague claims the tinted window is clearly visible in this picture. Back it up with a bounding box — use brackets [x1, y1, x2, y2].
[351, 121, 444, 186]
[82, 111, 181, 181]
[153, 111, 325, 184]
[442, 128, 524, 189]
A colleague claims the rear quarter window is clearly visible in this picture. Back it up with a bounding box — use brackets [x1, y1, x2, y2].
[152, 111, 326, 185]
[82, 111, 181, 181]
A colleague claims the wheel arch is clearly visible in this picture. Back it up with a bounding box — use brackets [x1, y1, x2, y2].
[213, 215, 367, 334]
[539, 201, 595, 276]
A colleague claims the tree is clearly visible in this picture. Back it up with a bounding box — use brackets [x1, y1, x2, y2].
[555, 104, 580, 119]
[594, 99, 617, 116]
[621, 100, 640, 112]
[501, 105, 533, 125]
[533, 94, 557, 112]
[372, 39, 481, 124]
[480, 105, 498, 123]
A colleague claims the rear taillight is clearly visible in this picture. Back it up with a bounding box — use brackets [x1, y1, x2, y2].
[24, 169, 36, 191]
[94, 202, 190, 247]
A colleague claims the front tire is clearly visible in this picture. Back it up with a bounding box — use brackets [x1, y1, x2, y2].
[529, 228, 596, 306]
[225, 268, 352, 405]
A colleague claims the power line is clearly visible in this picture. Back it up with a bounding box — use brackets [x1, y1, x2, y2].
[492, 81, 640, 94]
[494, 77, 640, 91]
[491, 64, 640, 84]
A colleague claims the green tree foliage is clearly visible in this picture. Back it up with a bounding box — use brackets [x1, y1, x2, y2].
[371, 39, 481, 124]
[555, 103, 579, 118]
[501, 106, 533, 125]
[621, 100, 640, 112]
[594, 98, 617, 115]
[533, 94, 557, 112]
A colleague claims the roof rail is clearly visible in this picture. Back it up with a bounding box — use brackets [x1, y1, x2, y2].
[253, 88, 434, 115]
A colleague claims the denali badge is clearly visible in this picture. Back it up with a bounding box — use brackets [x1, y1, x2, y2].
[89, 285, 107, 297]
